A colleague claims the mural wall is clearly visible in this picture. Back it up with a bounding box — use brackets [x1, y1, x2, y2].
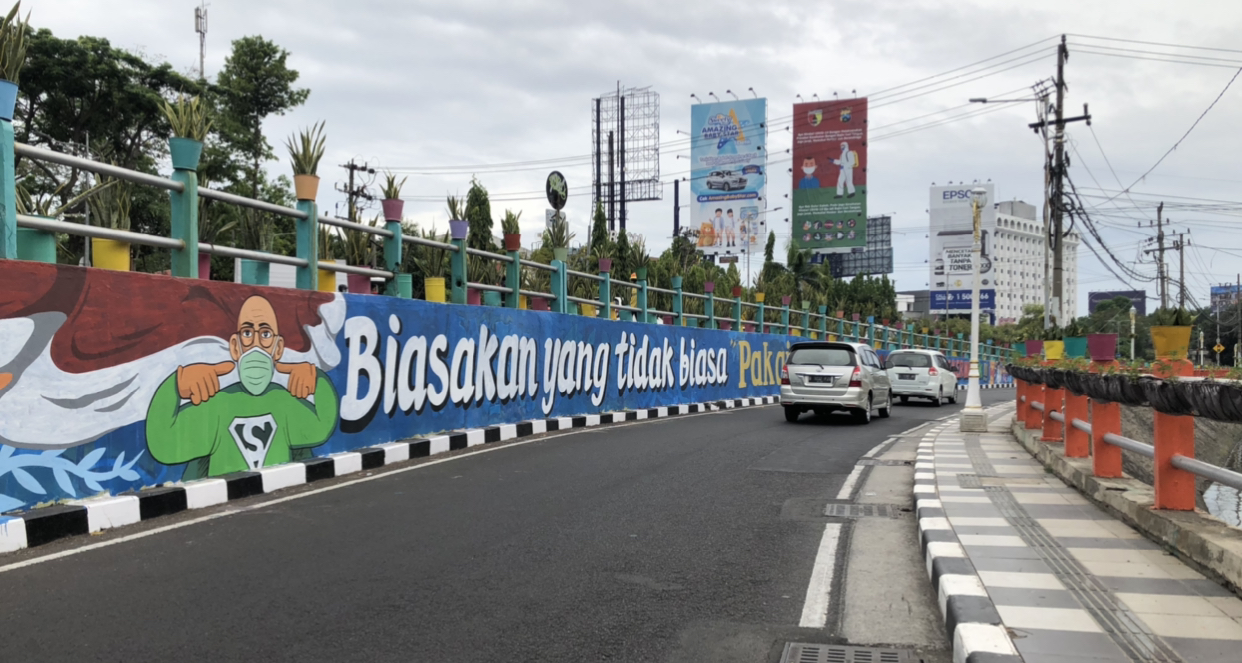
[0, 262, 1010, 513]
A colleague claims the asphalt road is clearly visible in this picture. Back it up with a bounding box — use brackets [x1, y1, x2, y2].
[1, 390, 1011, 663]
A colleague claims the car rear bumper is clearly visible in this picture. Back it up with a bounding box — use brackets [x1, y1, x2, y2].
[780, 385, 868, 410]
[891, 382, 940, 396]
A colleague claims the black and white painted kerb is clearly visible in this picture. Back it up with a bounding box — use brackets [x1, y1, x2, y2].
[0, 396, 778, 554]
[915, 415, 1023, 663]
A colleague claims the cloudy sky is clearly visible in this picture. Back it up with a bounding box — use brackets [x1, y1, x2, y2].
[32, 0, 1242, 315]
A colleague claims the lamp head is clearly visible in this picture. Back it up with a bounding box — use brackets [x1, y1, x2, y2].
[970, 187, 988, 206]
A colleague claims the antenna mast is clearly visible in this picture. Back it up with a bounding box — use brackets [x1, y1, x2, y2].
[194, 3, 209, 80]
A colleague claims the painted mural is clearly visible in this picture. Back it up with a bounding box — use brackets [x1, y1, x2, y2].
[0, 261, 1009, 513]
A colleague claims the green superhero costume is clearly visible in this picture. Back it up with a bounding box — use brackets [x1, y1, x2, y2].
[145, 369, 339, 479]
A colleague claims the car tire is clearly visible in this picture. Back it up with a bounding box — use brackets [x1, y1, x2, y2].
[784, 406, 800, 423]
[899, 395, 909, 405]
[878, 393, 891, 418]
[949, 389, 958, 404]
[934, 387, 943, 407]
[854, 395, 872, 424]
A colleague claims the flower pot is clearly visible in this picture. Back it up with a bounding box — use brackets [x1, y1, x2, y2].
[394, 273, 413, 298]
[17, 227, 56, 263]
[347, 273, 371, 295]
[1087, 334, 1118, 362]
[781, 295, 792, 306]
[168, 137, 203, 171]
[0, 79, 18, 121]
[732, 286, 743, 298]
[504, 233, 522, 252]
[91, 238, 131, 271]
[719, 321, 733, 331]
[467, 287, 482, 306]
[422, 277, 446, 303]
[1024, 340, 1044, 358]
[317, 264, 338, 293]
[671, 276, 683, 289]
[791, 328, 801, 337]
[483, 291, 503, 307]
[552, 248, 568, 262]
[1151, 325, 1192, 360]
[703, 281, 715, 294]
[743, 322, 755, 333]
[198, 251, 212, 279]
[851, 313, 860, 321]
[1013, 342, 1026, 359]
[579, 303, 597, 317]
[240, 259, 270, 286]
[293, 174, 320, 201]
[381, 199, 405, 221]
[519, 294, 528, 310]
[530, 296, 549, 311]
[596, 257, 613, 274]
[1063, 336, 1088, 359]
[449, 220, 469, 240]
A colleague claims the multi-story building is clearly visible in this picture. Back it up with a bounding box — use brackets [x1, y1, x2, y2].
[928, 185, 1077, 326]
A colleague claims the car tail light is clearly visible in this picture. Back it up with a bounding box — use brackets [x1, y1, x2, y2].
[928, 367, 938, 376]
[780, 365, 790, 385]
[848, 366, 862, 388]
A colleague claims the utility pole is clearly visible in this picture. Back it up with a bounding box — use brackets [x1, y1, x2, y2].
[1236, 273, 1240, 367]
[1172, 232, 1189, 309]
[607, 131, 615, 232]
[1157, 202, 1166, 309]
[336, 159, 376, 221]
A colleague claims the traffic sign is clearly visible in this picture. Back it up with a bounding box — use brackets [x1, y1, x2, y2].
[1215, 343, 1226, 354]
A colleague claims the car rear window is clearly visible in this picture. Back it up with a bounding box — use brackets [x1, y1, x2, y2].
[788, 347, 855, 366]
[886, 353, 931, 369]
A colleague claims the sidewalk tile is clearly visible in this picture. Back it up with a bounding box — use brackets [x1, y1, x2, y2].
[947, 516, 1009, 527]
[978, 570, 1065, 590]
[972, 557, 1055, 574]
[1115, 592, 1231, 617]
[1037, 519, 1133, 539]
[963, 545, 1044, 560]
[1008, 629, 1127, 660]
[986, 586, 1082, 609]
[1079, 559, 1205, 581]
[1139, 613, 1242, 639]
[1165, 637, 1242, 663]
[997, 606, 1104, 632]
[1207, 596, 1242, 618]
[959, 534, 1027, 547]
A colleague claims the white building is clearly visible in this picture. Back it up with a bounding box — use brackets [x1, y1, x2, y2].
[928, 185, 1077, 326]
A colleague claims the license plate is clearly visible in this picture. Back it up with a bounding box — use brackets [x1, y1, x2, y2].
[807, 375, 834, 385]
[899, 374, 916, 380]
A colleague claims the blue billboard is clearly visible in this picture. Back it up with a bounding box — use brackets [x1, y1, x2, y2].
[932, 289, 996, 311]
[690, 98, 767, 258]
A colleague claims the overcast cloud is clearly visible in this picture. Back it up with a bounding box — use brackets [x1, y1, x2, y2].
[30, 0, 1242, 314]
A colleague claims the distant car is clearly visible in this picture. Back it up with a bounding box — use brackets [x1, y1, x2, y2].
[780, 341, 892, 424]
[705, 170, 747, 191]
[885, 349, 959, 406]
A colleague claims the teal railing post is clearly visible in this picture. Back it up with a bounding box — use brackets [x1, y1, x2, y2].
[801, 301, 810, 337]
[449, 239, 467, 304]
[505, 248, 521, 308]
[672, 276, 684, 326]
[956, 332, 965, 358]
[836, 316, 845, 341]
[818, 306, 828, 338]
[385, 219, 404, 297]
[294, 200, 318, 290]
[638, 268, 650, 323]
[0, 110, 16, 259]
[168, 157, 199, 279]
[780, 296, 791, 335]
[550, 259, 568, 314]
[756, 294, 766, 333]
[732, 287, 742, 330]
[866, 316, 875, 347]
[704, 282, 715, 329]
[600, 264, 612, 320]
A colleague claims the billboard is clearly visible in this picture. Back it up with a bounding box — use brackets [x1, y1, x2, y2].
[1211, 285, 1241, 315]
[791, 99, 868, 254]
[1088, 290, 1146, 316]
[929, 184, 996, 314]
[690, 98, 767, 257]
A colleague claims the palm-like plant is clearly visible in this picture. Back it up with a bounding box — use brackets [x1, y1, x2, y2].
[86, 174, 133, 230]
[414, 227, 450, 279]
[542, 211, 572, 250]
[382, 172, 406, 200]
[446, 195, 465, 221]
[0, 2, 31, 85]
[161, 94, 212, 141]
[17, 179, 115, 218]
[343, 216, 380, 267]
[285, 121, 327, 175]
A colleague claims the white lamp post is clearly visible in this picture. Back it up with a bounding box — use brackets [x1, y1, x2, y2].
[960, 187, 989, 432]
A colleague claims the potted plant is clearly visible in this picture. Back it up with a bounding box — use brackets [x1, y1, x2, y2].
[86, 174, 134, 271]
[1150, 307, 1194, 361]
[343, 216, 379, 294]
[593, 242, 613, 274]
[1087, 332, 1118, 362]
[317, 226, 339, 293]
[1062, 320, 1088, 359]
[285, 121, 326, 200]
[543, 211, 571, 262]
[16, 179, 114, 264]
[446, 195, 468, 241]
[414, 227, 450, 303]
[381, 172, 406, 221]
[1043, 326, 1064, 361]
[0, 2, 30, 122]
[501, 209, 522, 252]
[162, 94, 210, 170]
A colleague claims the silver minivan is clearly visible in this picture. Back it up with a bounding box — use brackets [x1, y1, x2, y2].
[780, 341, 892, 424]
[885, 349, 959, 406]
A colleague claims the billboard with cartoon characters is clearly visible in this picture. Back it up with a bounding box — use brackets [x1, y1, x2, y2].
[791, 99, 868, 254]
[689, 98, 767, 258]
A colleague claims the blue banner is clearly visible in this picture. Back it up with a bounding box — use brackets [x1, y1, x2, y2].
[932, 289, 995, 311]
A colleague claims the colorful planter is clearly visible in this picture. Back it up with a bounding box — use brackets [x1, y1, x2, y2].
[0, 79, 18, 121]
[198, 251, 211, 279]
[530, 296, 549, 311]
[552, 248, 568, 262]
[293, 174, 320, 201]
[449, 220, 469, 240]
[467, 287, 482, 306]
[1151, 326, 1192, 360]
[317, 266, 338, 293]
[1044, 340, 1065, 360]
[17, 228, 56, 264]
[424, 277, 446, 303]
[579, 303, 597, 317]
[382, 199, 404, 221]
[347, 273, 371, 295]
[1086, 334, 1117, 361]
[1024, 340, 1043, 358]
[671, 276, 683, 289]
[91, 238, 131, 272]
[598, 258, 612, 273]
[168, 137, 203, 171]
[483, 291, 503, 307]
[394, 273, 413, 298]
[240, 259, 270, 286]
[1063, 336, 1088, 359]
[503, 233, 521, 252]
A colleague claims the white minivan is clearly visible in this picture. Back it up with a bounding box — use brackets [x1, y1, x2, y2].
[884, 349, 959, 406]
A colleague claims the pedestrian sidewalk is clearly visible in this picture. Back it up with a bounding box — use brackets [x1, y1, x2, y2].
[915, 402, 1242, 663]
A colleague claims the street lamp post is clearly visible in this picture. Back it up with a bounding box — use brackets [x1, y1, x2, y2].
[960, 187, 989, 432]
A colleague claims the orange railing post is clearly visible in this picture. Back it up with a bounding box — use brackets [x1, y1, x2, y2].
[1153, 359, 1196, 510]
[1016, 379, 1027, 421]
[1041, 362, 1064, 443]
[1064, 386, 1089, 457]
[1025, 382, 1043, 430]
[1091, 398, 1123, 478]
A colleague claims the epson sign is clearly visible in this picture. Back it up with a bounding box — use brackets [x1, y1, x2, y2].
[942, 189, 974, 201]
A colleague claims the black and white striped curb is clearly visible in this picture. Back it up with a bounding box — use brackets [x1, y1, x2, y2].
[955, 382, 1015, 391]
[915, 419, 1023, 663]
[0, 396, 778, 554]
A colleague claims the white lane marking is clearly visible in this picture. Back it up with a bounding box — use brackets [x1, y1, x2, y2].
[862, 439, 894, 458]
[799, 522, 843, 628]
[835, 465, 865, 500]
[0, 404, 771, 574]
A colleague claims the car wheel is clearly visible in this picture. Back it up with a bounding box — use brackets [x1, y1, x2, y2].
[899, 395, 909, 405]
[878, 393, 891, 418]
[934, 387, 943, 407]
[949, 388, 958, 404]
[784, 406, 800, 423]
[854, 395, 872, 424]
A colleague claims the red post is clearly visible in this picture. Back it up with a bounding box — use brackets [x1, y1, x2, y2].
[1016, 379, 1027, 421]
[1064, 389, 1089, 457]
[1041, 385, 1064, 443]
[1153, 359, 1196, 511]
[1025, 383, 1043, 430]
[1092, 400, 1123, 478]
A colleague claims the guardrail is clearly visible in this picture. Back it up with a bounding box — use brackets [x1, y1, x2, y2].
[1016, 365, 1242, 510]
[1, 136, 1015, 363]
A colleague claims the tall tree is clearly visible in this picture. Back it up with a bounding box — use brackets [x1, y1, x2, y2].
[215, 36, 309, 200]
[763, 230, 775, 264]
[588, 200, 609, 253]
[464, 177, 494, 251]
